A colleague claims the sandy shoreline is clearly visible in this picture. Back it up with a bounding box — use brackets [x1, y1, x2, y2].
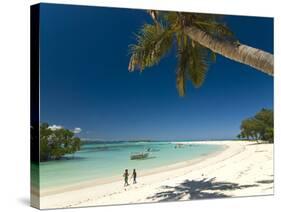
[38, 141, 273, 209]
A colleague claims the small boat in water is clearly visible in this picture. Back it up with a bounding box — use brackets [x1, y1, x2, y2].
[130, 152, 149, 160]
[174, 143, 185, 148]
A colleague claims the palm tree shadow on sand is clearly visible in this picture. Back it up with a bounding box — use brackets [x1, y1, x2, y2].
[147, 177, 258, 202]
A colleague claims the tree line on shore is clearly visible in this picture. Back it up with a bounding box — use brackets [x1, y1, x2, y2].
[40, 123, 81, 162]
[238, 108, 273, 143]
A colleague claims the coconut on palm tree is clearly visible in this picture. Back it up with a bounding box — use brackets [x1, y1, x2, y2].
[128, 11, 273, 96]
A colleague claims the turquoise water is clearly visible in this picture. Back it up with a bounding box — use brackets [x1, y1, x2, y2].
[39, 141, 223, 189]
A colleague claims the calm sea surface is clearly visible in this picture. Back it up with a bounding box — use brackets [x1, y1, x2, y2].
[39, 141, 224, 189]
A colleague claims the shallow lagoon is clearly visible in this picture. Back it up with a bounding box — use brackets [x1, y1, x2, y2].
[40, 141, 224, 189]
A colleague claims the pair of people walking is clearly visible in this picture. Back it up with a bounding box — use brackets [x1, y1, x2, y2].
[123, 169, 137, 186]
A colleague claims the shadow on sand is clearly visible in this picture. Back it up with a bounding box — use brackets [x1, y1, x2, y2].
[256, 179, 274, 184]
[147, 177, 258, 202]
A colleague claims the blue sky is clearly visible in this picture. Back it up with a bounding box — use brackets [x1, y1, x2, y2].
[39, 4, 273, 140]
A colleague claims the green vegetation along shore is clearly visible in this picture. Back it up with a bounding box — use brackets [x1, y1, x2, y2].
[40, 123, 81, 161]
[238, 108, 273, 143]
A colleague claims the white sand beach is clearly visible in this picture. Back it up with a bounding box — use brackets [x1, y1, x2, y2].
[39, 141, 273, 209]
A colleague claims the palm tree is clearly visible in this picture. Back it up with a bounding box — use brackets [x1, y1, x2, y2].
[128, 11, 273, 96]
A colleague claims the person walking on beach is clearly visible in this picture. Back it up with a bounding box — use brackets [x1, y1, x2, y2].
[132, 169, 137, 184]
[123, 169, 129, 186]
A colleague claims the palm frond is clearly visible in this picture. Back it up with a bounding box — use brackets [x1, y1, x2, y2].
[176, 53, 188, 97]
[187, 42, 209, 87]
[210, 51, 216, 62]
[128, 23, 174, 72]
[128, 10, 237, 97]
[193, 21, 235, 40]
[156, 11, 235, 41]
[176, 34, 189, 96]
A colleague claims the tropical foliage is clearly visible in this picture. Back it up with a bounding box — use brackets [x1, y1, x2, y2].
[128, 11, 273, 96]
[40, 123, 81, 161]
[238, 109, 273, 143]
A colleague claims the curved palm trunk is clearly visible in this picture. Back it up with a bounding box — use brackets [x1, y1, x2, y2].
[184, 26, 273, 76]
